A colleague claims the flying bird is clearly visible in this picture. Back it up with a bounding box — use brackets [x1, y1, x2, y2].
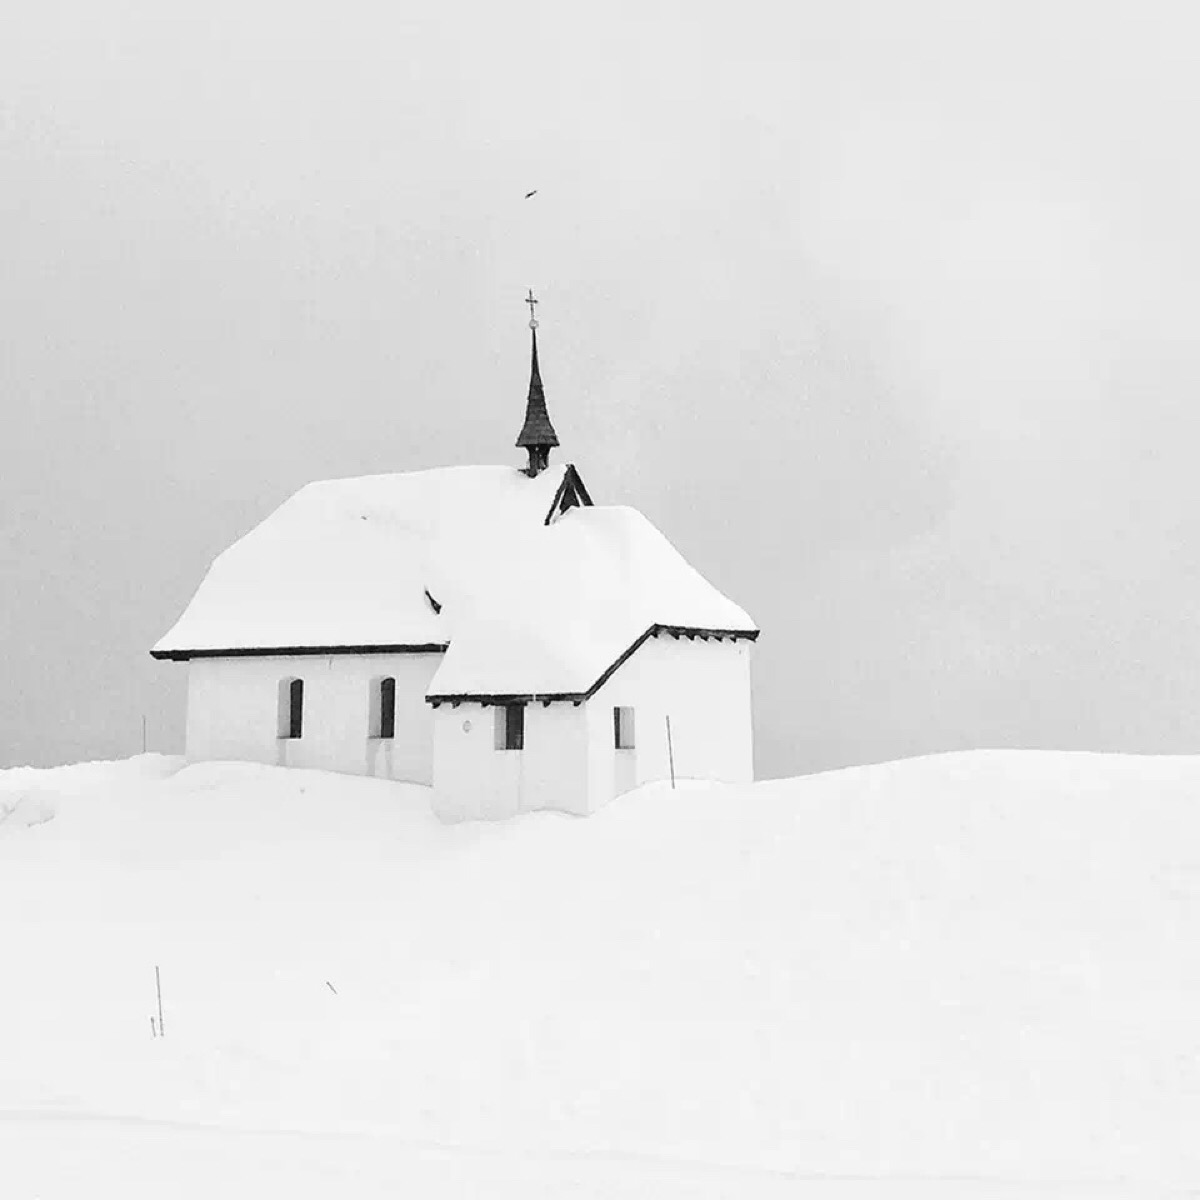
[524, 189, 538, 199]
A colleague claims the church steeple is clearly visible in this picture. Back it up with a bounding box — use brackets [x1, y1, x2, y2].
[515, 288, 559, 476]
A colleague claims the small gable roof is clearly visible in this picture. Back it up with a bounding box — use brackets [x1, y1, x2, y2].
[152, 463, 757, 699]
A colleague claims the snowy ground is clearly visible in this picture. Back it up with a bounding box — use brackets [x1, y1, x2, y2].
[1, 751, 1197, 1198]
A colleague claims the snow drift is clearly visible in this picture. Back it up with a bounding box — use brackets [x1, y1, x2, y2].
[0, 750, 1197, 1198]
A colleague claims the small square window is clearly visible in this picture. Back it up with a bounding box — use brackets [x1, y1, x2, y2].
[494, 703, 525, 751]
[614, 706, 635, 750]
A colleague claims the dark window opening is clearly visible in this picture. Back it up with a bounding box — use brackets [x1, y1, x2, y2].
[495, 703, 525, 751]
[378, 676, 396, 739]
[614, 705, 635, 750]
[279, 677, 304, 739]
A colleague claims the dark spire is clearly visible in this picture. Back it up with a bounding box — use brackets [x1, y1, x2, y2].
[515, 288, 559, 476]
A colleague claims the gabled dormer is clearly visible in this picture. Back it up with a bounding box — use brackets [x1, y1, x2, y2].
[544, 463, 593, 525]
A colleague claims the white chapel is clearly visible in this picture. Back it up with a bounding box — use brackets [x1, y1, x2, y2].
[153, 299, 759, 820]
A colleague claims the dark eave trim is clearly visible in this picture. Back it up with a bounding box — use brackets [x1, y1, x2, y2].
[151, 642, 449, 662]
[425, 623, 758, 707]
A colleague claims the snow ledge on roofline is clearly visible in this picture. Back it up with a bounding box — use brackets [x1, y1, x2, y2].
[149, 624, 759, 705]
[424, 624, 759, 707]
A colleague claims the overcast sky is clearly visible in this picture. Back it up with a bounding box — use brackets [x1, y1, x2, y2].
[3, 1, 1199, 777]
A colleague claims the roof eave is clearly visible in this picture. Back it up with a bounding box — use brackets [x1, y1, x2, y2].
[424, 623, 759, 706]
[151, 642, 450, 662]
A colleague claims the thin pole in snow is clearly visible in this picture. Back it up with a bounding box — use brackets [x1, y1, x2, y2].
[142, 715, 147, 755]
[155, 966, 164, 1038]
[666, 715, 676, 790]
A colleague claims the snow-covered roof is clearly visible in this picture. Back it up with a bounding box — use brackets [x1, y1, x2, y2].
[153, 463, 757, 699]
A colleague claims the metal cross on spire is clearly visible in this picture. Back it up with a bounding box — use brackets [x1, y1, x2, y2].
[525, 287, 539, 330]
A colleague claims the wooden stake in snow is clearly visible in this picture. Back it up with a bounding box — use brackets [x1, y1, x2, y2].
[666, 715, 676, 790]
[155, 966, 164, 1038]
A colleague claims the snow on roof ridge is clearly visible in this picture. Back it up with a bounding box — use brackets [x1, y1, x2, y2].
[297, 462, 554, 488]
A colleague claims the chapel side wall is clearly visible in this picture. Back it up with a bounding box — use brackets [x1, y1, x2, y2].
[586, 633, 753, 811]
[185, 653, 440, 783]
[430, 700, 589, 822]
[520, 702, 591, 816]
[187, 659, 276, 765]
[431, 704, 517, 822]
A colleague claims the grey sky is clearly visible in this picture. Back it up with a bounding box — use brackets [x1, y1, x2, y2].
[3, 1, 1199, 777]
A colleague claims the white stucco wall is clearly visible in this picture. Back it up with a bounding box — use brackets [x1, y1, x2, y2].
[430, 700, 590, 822]
[184, 653, 441, 783]
[429, 632, 752, 821]
[585, 632, 754, 811]
[180, 633, 752, 820]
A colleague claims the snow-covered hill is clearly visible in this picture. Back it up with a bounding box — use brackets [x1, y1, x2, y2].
[1, 752, 1197, 1198]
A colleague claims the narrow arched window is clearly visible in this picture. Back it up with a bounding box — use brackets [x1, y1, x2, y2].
[375, 676, 396, 739]
[278, 677, 304, 739]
